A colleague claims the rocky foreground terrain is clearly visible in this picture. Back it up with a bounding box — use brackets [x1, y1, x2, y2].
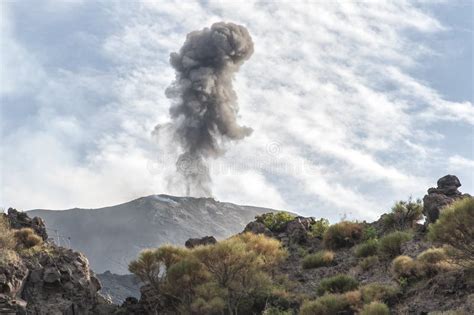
[0, 208, 116, 314]
[1, 175, 473, 314]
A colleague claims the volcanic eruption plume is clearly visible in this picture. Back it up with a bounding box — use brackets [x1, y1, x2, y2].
[156, 22, 254, 196]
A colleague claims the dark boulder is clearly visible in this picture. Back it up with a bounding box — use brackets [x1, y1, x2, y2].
[185, 236, 217, 248]
[286, 217, 314, 244]
[423, 175, 471, 224]
[243, 221, 272, 236]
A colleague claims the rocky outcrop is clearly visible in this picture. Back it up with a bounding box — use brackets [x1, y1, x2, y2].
[184, 236, 217, 248]
[1, 211, 117, 314]
[243, 221, 272, 236]
[6, 208, 48, 241]
[423, 175, 471, 224]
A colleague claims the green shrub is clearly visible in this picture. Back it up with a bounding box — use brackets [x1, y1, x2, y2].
[417, 248, 451, 275]
[360, 283, 400, 304]
[417, 248, 447, 265]
[362, 226, 378, 241]
[383, 198, 423, 230]
[428, 198, 474, 268]
[302, 251, 334, 269]
[317, 274, 359, 295]
[354, 239, 379, 258]
[360, 301, 390, 315]
[13, 228, 43, 249]
[323, 221, 363, 249]
[391, 255, 418, 279]
[255, 212, 295, 232]
[300, 294, 351, 315]
[359, 256, 379, 271]
[128, 248, 162, 286]
[308, 218, 330, 239]
[378, 231, 412, 258]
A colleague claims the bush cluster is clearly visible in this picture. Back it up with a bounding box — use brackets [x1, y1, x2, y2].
[323, 221, 363, 249]
[354, 239, 379, 258]
[14, 228, 43, 249]
[300, 294, 351, 315]
[302, 250, 334, 269]
[360, 283, 400, 304]
[358, 255, 379, 271]
[317, 274, 359, 295]
[301, 281, 396, 315]
[308, 218, 330, 239]
[391, 247, 452, 281]
[378, 231, 412, 258]
[428, 197, 474, 268]
[255, 212, 295, 232]
[129, 232, 288, 314]
[360, 301, 390, 315]
[391, 255, 418, 279]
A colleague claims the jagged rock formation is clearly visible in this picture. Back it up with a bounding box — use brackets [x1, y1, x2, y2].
[28, 195, 279, 273]
[6, 208, 48, 241]
[423, 175, 471, 223]
[0, 211, 116, 314]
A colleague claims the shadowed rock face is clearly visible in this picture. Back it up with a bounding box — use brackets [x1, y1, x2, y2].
[423, 175, 471, 224]
[0, 211, 116, 314]
[6, 208, 48, 241]
[28, 195, 280, 274]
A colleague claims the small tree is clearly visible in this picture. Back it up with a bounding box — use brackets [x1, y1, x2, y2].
[383, 198, 423, 231]
[428, 198, 474, 268]
[128, 249, 162, 288]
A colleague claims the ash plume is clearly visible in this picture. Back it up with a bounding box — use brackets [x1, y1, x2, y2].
[156, 22, 254, 196]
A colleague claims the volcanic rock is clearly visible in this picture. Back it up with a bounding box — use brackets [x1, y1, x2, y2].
[423, 175, 471, 224]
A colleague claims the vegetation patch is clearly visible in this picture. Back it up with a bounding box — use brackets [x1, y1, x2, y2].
[14, 228, 43, 249]
[300, 294, 351, 315]
[360, 301, 390, 315]
[354, 239, 379, 258]
[255, 212, 296, 232]
[360, 283, 400, 304]
[308, 218, 330, 239]
[323, 221, 363, 249]
[378, 231, 412, 258]
[302, 250, 334, 269]
[129, 232, 287, 314]
[428, 197, 474, 268]
[317, 274, 359, 295]
[358, 255, 379, 271]
[391, 255, 418, 279]
[383, 198, 423, 231]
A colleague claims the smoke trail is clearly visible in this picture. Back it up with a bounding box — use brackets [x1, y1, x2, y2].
[157, 22, 254, 196]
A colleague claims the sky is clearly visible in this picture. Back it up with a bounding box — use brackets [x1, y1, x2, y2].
[0, 0, 473, 222]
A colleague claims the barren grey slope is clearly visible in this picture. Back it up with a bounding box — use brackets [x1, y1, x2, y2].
[28, 195, 279, 274]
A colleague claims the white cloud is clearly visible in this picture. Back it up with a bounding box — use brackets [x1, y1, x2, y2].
[1, 1, 472, 222]
[449, 155, 474, 170]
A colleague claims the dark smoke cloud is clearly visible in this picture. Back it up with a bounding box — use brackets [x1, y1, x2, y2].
[156, 22, 254, 196]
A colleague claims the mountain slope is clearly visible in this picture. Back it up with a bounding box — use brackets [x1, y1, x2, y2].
[28, 195, 279, 274]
